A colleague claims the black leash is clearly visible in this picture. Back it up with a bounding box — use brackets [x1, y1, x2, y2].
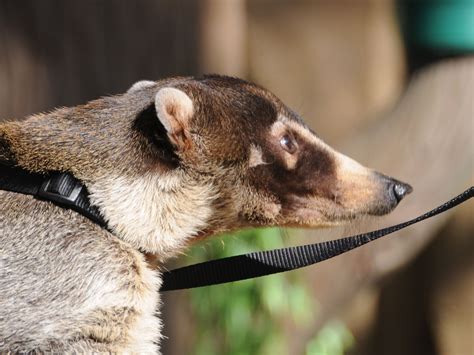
[160, 186, 473, 291]
[0, 163, 472, 292]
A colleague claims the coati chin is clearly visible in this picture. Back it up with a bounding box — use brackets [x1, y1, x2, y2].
[0, 75, 411, 353]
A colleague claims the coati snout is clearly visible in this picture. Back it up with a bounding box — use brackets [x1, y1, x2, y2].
[131, 75, 412, 233]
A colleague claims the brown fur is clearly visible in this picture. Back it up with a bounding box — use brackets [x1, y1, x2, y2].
[0, 75, 411, 353]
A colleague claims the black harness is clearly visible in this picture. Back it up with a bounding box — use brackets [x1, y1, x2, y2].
[0, 164, 106, 227]
[0, 162, 472, 292]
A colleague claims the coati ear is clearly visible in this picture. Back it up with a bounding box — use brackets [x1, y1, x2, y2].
[155, 87, 194, 150]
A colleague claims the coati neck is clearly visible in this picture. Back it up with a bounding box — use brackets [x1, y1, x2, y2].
[0, 101, 150, 181]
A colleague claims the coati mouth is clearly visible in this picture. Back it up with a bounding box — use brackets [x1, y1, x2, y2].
[321, 173, 413, 223]
[277, 171, 413, 227]
[333, 172, 413, 219]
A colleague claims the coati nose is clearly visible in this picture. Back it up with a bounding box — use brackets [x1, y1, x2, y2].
[392, 181, 413, 202]
[375, 172, 413, 205]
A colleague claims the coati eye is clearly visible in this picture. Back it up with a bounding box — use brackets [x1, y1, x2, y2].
[280, 133, 298, 154]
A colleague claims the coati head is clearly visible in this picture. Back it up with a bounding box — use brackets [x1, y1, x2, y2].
[0, 75, 411, 258]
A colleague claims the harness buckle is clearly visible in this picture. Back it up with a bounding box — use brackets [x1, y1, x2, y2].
[38, 173, 84, 206]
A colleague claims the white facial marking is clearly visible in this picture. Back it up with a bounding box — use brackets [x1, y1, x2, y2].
[127, 80, 156, 93]
[336, 152, 371, 177]
[283, 117, 328, 150]
[249, 144, 266, 168]
[271, 119, 286, 135]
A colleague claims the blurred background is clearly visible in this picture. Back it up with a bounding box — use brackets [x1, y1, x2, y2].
[0, 0, 472, 354]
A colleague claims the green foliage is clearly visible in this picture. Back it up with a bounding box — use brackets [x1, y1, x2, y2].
[186, 228, 354, 355]
[306, 320, 355, 355]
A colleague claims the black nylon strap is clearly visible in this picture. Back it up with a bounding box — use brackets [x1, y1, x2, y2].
[160, 186, 473, 292]
[0, 164, 107, 228]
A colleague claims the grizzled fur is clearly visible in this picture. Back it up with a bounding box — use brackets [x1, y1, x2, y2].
[0, 75, 410, 353]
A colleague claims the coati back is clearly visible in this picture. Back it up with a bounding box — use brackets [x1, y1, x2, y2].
[0, 75, 411, 353]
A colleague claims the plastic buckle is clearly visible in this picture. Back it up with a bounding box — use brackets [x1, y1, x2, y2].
[38, 173, 84, 206]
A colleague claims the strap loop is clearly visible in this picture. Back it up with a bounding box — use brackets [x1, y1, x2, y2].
[38, 173, 84, 206]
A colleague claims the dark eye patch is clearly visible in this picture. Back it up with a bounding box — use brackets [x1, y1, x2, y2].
[296, 139, 333, 176]
[249, 133, 337, 207]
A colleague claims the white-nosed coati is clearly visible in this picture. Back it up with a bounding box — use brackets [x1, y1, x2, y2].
[0, 75, 411, 353]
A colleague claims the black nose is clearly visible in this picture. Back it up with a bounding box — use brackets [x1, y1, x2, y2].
[391, 181, 413, 202]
